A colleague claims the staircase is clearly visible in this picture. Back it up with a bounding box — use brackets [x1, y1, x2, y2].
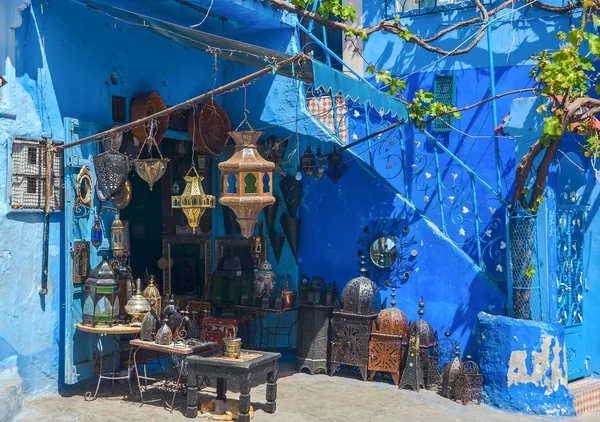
[570, 378, 600, 415]
[297, 19, 508, 288]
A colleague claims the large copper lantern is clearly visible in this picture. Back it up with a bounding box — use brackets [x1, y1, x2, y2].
[172, 165, 216, 233]
[218, 130, 275, 238]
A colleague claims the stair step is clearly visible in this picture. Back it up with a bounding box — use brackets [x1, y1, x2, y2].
[569, 378, 600, 415]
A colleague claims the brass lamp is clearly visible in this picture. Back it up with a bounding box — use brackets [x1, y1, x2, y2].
[218, 129, 275, 238]
[172, 165, 216, 233]
[134, 123, 169, 191]
[111, 213, 125, 258]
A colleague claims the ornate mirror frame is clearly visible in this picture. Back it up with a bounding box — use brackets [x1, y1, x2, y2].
[162, 235, 211, 300]
[76, 165, 93, 208]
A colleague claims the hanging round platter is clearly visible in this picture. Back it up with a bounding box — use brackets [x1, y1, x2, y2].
[188, 100, 230, 156]
[111, 179, 132, 210]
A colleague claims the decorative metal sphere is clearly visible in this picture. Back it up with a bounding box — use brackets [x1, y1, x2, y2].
[376, 307, 409, 336]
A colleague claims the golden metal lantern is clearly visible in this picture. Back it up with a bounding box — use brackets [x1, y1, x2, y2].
[134, 122, 170, 191]
[111, 213, 126, 258]
[218, 130, 275, 238]
[172, 165, 216, 233]
[142, 274, 162, 316]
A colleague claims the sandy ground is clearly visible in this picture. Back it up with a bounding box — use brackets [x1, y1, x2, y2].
[15, 364, 600, 422]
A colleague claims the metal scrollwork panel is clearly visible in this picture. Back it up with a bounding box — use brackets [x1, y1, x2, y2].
[556, 206, 585, 327]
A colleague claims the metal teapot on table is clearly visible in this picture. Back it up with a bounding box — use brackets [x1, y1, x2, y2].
[222, 325, 242, 359]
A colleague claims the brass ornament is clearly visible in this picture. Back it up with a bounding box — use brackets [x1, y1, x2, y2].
[75, 166, 93, 208]
[218, 128, 275, 238]
[111, 213, 126, 259]
[142, 274, 162, 316]
[172, 165, 216, 233]
[134, 119, 170, 191]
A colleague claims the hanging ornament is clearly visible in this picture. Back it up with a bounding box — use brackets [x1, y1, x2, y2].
[326, 146, 349, 183]
[218, 127, 275, 238]
[172, 165, 216, 233]
[93, 146, 131, 200]
[111, 213, 126, 258]
[134, 119, 169, 191]
[315, 145, 326, 181]
[300, 144, 317, 177]
[91, 214, 103, 250]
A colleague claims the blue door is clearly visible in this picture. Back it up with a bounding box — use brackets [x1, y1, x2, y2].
[556, 153, 587, 381]
[62, 118, 111, 384]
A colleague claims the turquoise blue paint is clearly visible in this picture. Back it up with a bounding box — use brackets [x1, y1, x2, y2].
[476, 312, 575, 416]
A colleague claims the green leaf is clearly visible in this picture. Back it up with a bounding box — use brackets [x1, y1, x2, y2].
[594, 14, 600, 28]
[588, 33, 600, 56]
[543, 115, 561, 137]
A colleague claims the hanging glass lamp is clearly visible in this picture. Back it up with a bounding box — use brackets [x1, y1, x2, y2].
[172, 165, 216, 233]
[218, 128, 275, 238]
[91, 215, 103, 250]
[111, 213, 125, 258]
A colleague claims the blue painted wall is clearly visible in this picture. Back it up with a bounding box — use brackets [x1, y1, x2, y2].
[0, 0, 304, 397]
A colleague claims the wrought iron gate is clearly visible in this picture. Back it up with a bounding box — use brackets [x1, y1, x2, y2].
[556, 202, 586, 381]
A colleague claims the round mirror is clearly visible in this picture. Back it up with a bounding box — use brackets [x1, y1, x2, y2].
[369, 237, 398, 269]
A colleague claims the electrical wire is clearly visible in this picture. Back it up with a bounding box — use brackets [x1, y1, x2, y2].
[190, 0, 214, 29]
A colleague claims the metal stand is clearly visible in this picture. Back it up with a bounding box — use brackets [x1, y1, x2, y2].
[236, 306, 298, 350]
[84, 333, 133, 401]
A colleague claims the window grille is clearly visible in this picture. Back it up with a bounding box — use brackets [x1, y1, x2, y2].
[11, 138, 63, 211]
[432, 74, 456, 133]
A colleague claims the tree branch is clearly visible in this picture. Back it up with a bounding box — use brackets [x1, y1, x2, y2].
[424, 88, 539, 124]
[264, 0, 580, 57]
[512, 140, 545, 206]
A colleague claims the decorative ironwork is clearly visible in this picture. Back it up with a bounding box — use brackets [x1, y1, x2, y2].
[432, 75, 456, 133]
[142, 274, 162, 315]
[83, 257, 120, 327]
[218, 128, 276, 238]
[437, 331, 460, 369]
[556, 205, 585, 327]
[300, 144, 317, 177]
[339, 259, 380, 315]
[507, 205, 543, 320]
[441, 346, 463, 399]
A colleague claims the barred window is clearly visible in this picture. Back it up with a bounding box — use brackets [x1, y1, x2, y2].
[432, 74, 457, 133]
[11, 138, 63, 211]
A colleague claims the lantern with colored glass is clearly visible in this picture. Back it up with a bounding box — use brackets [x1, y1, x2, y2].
[218, 130, 275, 238]
[91, 215, 103, 250]
[82, 257, 120, 327]
[111, 213, 126, 258]
[172, 165, 216, 233]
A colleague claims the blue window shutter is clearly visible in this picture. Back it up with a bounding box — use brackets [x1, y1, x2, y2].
[432, 74, 456, 133]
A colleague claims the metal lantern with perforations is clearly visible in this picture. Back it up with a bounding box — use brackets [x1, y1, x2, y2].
[368, 306, 409, 385]
[82, 257, 120, 327]
[172, 165, 216, 233]
[330, 255, 380, 381]
[218, 129, 275, 238]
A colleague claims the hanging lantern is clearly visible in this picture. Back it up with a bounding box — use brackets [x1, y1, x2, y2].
[134, 121, 170, 191]
[82, 257, 120, 327]
[300, 144, 317, 177]
[218, 129, 275, 238]
[326, 146, 348, 183]
[315, 145, 326, 180]
[172, 165, 216, 233]
[93, 150, 131, 200]
[91, 215, 103, 250]
[111, 213, 125, 258]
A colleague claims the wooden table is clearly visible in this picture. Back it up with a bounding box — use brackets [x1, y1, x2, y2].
[185, 350, 281, 421]
[129, 339, 218, 412]
[75, 323, 140, 401]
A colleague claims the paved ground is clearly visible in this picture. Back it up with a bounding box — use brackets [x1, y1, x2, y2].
[15, 364, 600, 422]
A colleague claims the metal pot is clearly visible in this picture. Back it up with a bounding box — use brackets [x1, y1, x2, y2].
[222, 325, 242, 359]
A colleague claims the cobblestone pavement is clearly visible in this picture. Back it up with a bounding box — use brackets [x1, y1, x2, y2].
[16, 366, 599, 422]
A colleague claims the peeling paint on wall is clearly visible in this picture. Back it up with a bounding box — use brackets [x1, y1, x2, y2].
[507, 334, 568, 395]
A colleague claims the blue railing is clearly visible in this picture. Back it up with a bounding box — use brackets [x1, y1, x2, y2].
[296, 3, 508, 285]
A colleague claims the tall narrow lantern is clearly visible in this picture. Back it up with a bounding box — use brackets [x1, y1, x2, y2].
[172, 165, 216, 233]
[111, 213, 126, 258]
[218, 129, 275, 238]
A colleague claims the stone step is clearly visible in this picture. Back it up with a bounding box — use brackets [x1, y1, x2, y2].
[569, 377, 600, 415]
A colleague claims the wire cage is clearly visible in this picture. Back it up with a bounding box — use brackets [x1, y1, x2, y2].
[507, 206, 543, 321]
[10, 138, 63, 211]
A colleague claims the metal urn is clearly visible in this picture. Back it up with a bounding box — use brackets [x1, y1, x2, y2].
[125, 278, 151, 326]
